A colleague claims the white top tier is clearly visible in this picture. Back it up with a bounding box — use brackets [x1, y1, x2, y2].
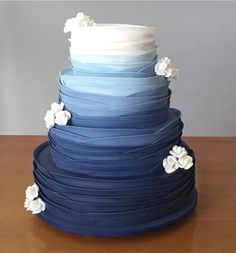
[64, 13, 157, 57]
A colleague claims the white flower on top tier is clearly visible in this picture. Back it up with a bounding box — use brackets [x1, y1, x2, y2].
[25, 183, 39, 200]
[24, 183, 46, 215]
[163, 145, 194, 173]
[155, 57, 179, 80]
[163, 155, 179, 174]
[64, 12, 96, 33]
[178, 155, 193, 170]
[169, 145, 187, 159]
[44, 102, 71, 129]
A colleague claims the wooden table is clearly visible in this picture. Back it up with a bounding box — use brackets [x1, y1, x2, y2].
[1, 136, 236, 253]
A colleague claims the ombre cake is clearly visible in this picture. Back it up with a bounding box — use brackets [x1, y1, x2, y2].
[24, 13, 197, 236]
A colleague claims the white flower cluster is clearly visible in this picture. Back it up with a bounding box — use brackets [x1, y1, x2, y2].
[24, 183, 46, 214]
[44, 102, 71, 129]
[163, 145, 193, 174]
[155, 57, 179, 80]
[64, 12, 96, 33]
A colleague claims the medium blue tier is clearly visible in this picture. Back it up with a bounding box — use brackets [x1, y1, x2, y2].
[33, 54, 197, 235]
[48, 107, 183, 177]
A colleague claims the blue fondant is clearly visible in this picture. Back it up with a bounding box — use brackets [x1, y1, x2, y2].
[32, 137, 197, 235]
[31, 50, 197, 235]
[36, 188, 197, 236]
[32, 141, 196, 232]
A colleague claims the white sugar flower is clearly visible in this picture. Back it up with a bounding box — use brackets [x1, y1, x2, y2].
[44, 110, 55, 129]
[25, 183, 39, 201]
[54, 110, 71, 125]
[50, 102, 64, 114]
[155, 57, 179, 80]
[169, 145, 188, 159]
[163, 155, 179, 174]
[44, 101, 71, 129]
[178, 155, 193, 170]
[27, 198, 46, 214]
[24, 198, 30, 209]
[64, 18, 76, 33]
[76, 12, 95, 26]
[157, 57, 170, 72]
[24, 183, 46, 214]
[64, 12, 95, 33]
[163, 145, 194, 173]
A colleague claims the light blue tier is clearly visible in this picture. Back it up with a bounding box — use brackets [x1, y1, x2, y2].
[60, 65, 168, 96]
[70, 59, 157, 75]
[59, 66, 170, 124]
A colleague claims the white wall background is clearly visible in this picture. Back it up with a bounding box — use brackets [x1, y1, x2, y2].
[1, 1, 236, 135]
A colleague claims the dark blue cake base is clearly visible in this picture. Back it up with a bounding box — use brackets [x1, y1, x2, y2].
[33, 142, 197, 236]
[37, 189, 197, 236]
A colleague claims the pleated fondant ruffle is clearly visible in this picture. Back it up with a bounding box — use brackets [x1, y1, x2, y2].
[70, 48, 157, 67]
[33, 141, 196, 232]
[26, 17, 199, 235]
[48, 107, 183, 176]
[32, 52, 197, 235]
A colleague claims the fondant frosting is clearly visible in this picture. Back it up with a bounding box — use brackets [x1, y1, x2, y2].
[68, 24, 156, 56]
[33, 141, 195, 232]
[64, 13, 157, 66]
[27, 12, 197, 236]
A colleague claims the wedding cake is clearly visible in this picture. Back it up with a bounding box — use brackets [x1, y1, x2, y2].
[24, 13, 197, 236]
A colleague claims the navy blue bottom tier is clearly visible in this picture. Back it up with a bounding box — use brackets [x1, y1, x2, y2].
[37, 188, 197, 236]
[32, 142, 197, 236]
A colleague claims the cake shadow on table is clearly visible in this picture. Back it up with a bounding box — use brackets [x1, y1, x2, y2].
[24, 12, 197, 236]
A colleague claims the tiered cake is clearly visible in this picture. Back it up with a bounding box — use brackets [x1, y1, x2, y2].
[24, 13, 197, 236]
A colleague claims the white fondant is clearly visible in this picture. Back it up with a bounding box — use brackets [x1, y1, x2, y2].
[178, 155, 193, 170]
[64, 13, 156, 59]
[64, 12, 95, 33]
[54, 110, 71, 126]
[155, 57, 179, 79]
[26, 198, 46, 214]
[169, 145, 187, 159]
[25, 183, 39, 201]
[163, 155, 179, 174]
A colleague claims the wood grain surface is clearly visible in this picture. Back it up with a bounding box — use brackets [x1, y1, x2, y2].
[0, 136, 236, 253]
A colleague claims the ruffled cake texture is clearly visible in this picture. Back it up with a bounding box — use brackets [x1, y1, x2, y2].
[31, 15, 197, 235]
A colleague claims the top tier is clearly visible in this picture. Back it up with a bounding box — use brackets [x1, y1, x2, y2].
[64, 13, 157, 64]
